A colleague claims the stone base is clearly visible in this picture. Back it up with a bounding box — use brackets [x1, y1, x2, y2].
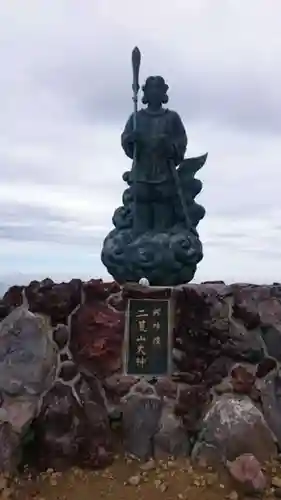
[2, 279, 281, 473]
[101, 225, 203, 286]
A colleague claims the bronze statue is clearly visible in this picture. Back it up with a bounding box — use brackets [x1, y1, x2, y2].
[101, 48, 207, 286]
[121, 75, 188, 234]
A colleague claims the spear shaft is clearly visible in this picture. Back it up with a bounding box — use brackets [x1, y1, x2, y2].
[131, 47, 141, 161]
[131, 47, 141, 234]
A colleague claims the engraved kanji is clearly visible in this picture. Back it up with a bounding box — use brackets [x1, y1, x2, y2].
[152, 308, 161, 316]
[136, 335, 146, 342]
[136, 309, 149, 318]
[136, 344, 146, 356]
[152, 336, 161, 346]
[136, 356, 147, 367]
[137, 319, 147, 332]
[153, 321, 160, 330]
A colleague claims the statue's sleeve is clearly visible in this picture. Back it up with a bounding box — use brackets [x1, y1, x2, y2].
[121, 113, 134, 160]
[171, 112, 188, 165]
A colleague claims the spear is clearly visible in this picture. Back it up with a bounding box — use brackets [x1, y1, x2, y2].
[131, 47, 141, 234]
[132, 46, 141, 142]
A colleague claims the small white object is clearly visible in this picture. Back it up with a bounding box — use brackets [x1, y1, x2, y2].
[139, 277, 150, 286]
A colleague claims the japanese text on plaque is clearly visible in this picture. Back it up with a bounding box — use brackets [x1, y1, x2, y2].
[125, 299, 171, 376]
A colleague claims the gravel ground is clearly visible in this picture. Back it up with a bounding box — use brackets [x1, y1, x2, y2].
[2, 456, 281, 500]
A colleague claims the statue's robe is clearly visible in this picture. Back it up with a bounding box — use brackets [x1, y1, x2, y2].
[121, 107, 188, 233]
[121, 108, 187, 184]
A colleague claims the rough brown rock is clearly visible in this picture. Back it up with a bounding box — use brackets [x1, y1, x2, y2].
[256, 357, 277, 378]
[69, 280, 124, 377]
[33, 374, 113, 470]
[175, 384, 211, 433]
[0, 279, 82, 325]
[0, 303, 58, 473]
[230, 365, 255, 395]
[121, 379, 163, 460]
[0, 422, 21, 474]
[192, 394, 277, 466]
[2, 279, 281, 390]
[154, 398, 190, 458]
[1, 278, 281, 472]
[226, 453, 267, 494]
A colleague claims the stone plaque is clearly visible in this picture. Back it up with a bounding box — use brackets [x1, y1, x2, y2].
[123, 298, 173, 376]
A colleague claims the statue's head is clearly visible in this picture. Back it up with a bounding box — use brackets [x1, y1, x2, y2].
[142, 76, 169, 107]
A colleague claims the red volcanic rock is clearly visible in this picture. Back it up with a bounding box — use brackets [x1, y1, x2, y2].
[103, 374, 139, 402]
[203, 356, 235, 386]
[83, 279, 120, 302]
[0, 278, 120, 326]
[175, 384, 211, 433]
[69, 280, 124, 377]
[154, 377, 178, 399]
[192, 395, 277, 467]
[231, 283, 281, 327]
[174, 282, 280, 389]
[26, 279, 83, 325]
[1, 286, 24, 318]
[2, 278, 281, 392]
[107, 290, 125, 311]
[174, 283, 233, 385]
[0, 422, 21, 474]
[33, 375, 113, 470]
[231, 365, 255, 394]
[227, 453, 267, 493]
[0, 279, 83, 325]
[256, 357, 277, 378]
[2, 277, 281, 470]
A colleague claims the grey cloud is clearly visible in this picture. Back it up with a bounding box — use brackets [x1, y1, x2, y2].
[206, 232, 249, 241]
[0, 202, 107, 246]
[0, 0, 281, 283]
[0, 203, 71, 225]
[35, 40, 281, 136]
[2, 0, 275, 135]
[0, 223, 103, 246]
[203, 198, 278, 219]
[1, 0, 281, 141]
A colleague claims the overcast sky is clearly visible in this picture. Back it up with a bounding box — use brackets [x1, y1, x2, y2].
[0, 0, 280, 285]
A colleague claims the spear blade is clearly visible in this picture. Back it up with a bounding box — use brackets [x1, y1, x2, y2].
[131, 47, 141, 234]
[132, 46, 141, 94]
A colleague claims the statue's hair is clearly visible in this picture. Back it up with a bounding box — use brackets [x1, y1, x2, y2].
[142, 76, 169, 105]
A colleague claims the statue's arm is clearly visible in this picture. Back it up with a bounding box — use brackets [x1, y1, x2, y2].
[170, 111, 188, 165]
[121, 114, 134, 160]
